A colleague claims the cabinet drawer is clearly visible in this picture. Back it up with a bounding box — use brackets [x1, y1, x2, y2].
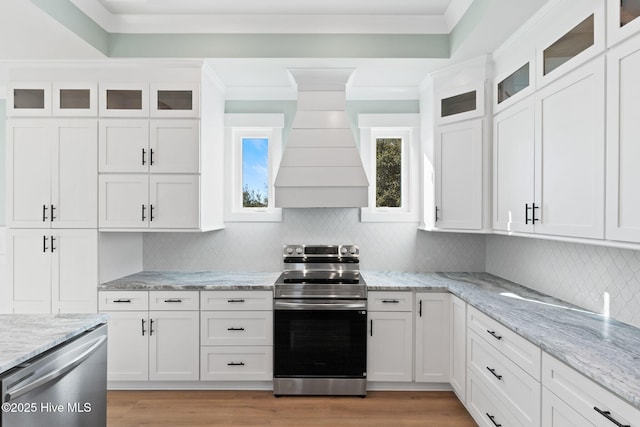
[99, 291, 148, 311]
[468, 306, 541, 379]
[200, 346, 272, 381]
[542, 352, 640, 427]
[542, 386, 594, 427]
[469, 331, 540, 427]
[467, 370, 526, 427]
[200, 290, 272, 311]
[201, 311, 272, 346]
[149, 291, 199, 310]
[368, 291, 413, 311]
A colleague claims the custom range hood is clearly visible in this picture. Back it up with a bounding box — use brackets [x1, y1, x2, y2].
[274, 68, 369, 208]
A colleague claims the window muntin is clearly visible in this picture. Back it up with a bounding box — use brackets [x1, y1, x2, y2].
[375, 138, 402, 208]
[543, 14, 594, 75]
[241, 137, 269, 209]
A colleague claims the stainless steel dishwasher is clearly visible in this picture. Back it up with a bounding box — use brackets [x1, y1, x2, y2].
[0, 323, 107, 427]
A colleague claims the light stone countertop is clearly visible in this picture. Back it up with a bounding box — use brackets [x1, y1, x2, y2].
[98, 269, 640, 410]
[0, 313, 108, 375]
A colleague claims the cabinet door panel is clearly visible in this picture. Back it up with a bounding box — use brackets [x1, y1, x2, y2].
[7, 120, 52, 228]
[450, 295, 466, 402]
[367, 311, 413, 382]
[149, 175, 199, 229]
[99, 119, 149, 173]
[5, 230, 52, 313]
[52, 120, 98, 228]
[415, 293, 450, 383]
[493, 98, 535, 233]
[435, 120, 482, 230]
[51, 230, 97, 314]
[99, 175, 149, 228]
[535, 58, 605, 239]
[606, 34, 640, 242]
[149, 120, 200, 173]
[149, 311, 200, 381]
[104, 311, 149, 381]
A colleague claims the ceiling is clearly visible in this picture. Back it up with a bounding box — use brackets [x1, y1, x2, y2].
[0, 0, 550, 99]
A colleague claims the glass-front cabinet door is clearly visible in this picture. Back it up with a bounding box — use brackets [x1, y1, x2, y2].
[150, 83, 200, 118]
[609, 0, 640, 46]
[7, 82, 51, 117]
[53, 82, 97, 116]
[99, 83, 149, 117]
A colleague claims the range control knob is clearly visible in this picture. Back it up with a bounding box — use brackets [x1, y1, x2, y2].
[295, 247, 303, 255]
[340, 247, 348, 255]
[349, 247, 357, 255]
[285, 247, 294, 255]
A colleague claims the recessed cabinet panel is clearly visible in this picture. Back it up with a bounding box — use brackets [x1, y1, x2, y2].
[8, 83, 51, 116]
[99, 119, 149, 173]
[149, 311, 200, 381]
[543, 15, 595, 76]
[99, 174, 150, 228]
[149, 175, 200, 229]
[149, 120, 200, 173]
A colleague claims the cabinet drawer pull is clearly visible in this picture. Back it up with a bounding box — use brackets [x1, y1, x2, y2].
[163, 299, 182, 303]
[113, 299, 132, 303]
[485, 413, 502, 427]
[419, 300, 422, 317]
[486, 330, 503, 341]
[141, 318, 146, 336]
[227, 327, 245, 331]
[227, 362, 245, 366]
[594, 407, 630, 427]
[486, 366, 503, 380]
[381, 299, 400, 303]
[227, 299, 245, 303]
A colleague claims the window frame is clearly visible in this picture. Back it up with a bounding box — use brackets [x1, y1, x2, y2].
[224, 113, 283, 222]
[359, 114, 420, 223]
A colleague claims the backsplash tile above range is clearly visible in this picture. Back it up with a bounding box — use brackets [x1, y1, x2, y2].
[486, 235, 640, 330]
[143, 208, 486, 273]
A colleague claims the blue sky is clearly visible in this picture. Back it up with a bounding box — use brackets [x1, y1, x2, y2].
[242, 137, 269, 196]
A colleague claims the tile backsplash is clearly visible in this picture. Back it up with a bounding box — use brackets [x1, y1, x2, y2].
[143, 208, 486, 273]
[486, 235, 640, 329]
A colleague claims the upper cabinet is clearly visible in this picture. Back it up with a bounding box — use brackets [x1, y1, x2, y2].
[436, 84, 485, 125]
[150, 83, 200, 118]
[7, 82, 51, 117]
[53, 82, 98, 117]
[99, 83, 149, 117]
[608, 0, 640, 47]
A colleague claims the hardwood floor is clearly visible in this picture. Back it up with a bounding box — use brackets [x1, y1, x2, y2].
[107, 390, 476, 426]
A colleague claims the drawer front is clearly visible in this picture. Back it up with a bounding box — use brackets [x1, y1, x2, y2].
[542, 352, 640, 427]
[468, 306, 541, 379]
[200, 291, 272, 311]
[201, 311, 272, 346]
[99, 291, 148, 311]
[200, 346, 272, 381]
[542, 386, 595, 427]
[469, 331, 541, 427]
[368, 291, 413, 312]
[467, 370, 526, 427]
[149, 291, 199, 310]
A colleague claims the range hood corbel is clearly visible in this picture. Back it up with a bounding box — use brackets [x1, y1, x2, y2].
[274, 68, 369, 208]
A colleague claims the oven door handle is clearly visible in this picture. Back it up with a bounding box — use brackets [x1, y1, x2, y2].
[274, 300, 367, 310]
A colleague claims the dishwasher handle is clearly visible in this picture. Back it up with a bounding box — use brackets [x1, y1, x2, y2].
[5, 335, 107, 402]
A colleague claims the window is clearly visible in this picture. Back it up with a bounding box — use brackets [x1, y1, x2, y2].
[224, 114, 284, 222]
[359, 114, 420, 222]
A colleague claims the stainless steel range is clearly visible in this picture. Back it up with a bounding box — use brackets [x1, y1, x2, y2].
[273, 244, 367, 397]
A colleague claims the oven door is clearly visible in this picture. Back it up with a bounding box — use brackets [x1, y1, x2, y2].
[273, 299, 367, 379]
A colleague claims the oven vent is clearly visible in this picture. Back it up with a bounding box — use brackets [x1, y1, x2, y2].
[274, 68, 369, 208]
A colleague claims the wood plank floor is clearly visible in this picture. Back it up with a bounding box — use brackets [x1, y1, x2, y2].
[108, 390, 477, 427]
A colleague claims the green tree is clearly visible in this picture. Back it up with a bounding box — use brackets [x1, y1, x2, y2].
[376, 138, 402, 208]
[242, 184, 268, 208]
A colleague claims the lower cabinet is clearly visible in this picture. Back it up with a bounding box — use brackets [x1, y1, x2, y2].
[449, 294, 467, 402]
[415, 292, 450, 383]
[467, 370, 526, 427]
[99, 291, 200, 382]
[367, 291, 413, 382]
[200, 290, 273, 381]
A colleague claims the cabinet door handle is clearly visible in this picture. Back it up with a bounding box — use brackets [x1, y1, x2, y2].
[42, 235, 49, 253]
[486, 366, 503, 380]
[594, 407, 630, 427]
[141, 204, 147, 221]
[435, 206, 440, 222]
[50, 236, 56, 253]
[485, 413, 502, 427]
[149, 319, 154, 336]
[142, 148, 146, 165]
[227, 362, 245, 366]
[419, 300, 422, 317]
[227, 299, 245, 303]
[163, 299, 182, 303]
[532, 203, 540, 223]
[525, 203, 531, 224]
[150, 148, 155, 165]
[486, 330, 503, 341]
[382, 299, 400, 304]
[50, 204, 56, 222]
[227, 327, 245, 331]
[141, 318, 146, 336]
[150, 204, 155, 222]
[42, 205, 48, 222]
[370, 319, 373, 337]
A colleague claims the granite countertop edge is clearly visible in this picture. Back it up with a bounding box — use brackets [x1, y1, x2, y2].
[98, 270, 640, 410]
[0, 313, 108, 375]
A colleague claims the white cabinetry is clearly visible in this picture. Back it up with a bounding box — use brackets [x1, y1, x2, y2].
[542, 352, 640, 427]
[606, 33, 640, 243]
[99, 291, 200, 382]
[414, 292, 450, 383]
[7, 119, 97, 229]
[367, 291, 413, 382]
[449, 294, 466, 402]
[200, 291, 273, 381]
[4, 229, 97, 314]
[434, 120, 482, 230]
